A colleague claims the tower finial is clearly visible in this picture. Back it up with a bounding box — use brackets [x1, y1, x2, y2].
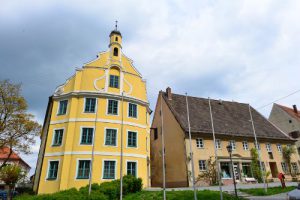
[115, 20, 118, 30]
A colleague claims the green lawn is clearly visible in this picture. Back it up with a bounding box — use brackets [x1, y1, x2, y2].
[124, 190, 245, 200]
[239, 186, 296, 196]
[16, 190, 245, 200]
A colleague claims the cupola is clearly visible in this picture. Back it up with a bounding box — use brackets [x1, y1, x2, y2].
[109, 21, 122, 58]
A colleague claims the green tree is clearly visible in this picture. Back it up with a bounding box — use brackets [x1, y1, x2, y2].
[0, 80, 41, 168]
[282, 146, 296, 176]
[250, 148, 262, 183]
[0, 164, 26, 199]
[197, 156, 217, 185]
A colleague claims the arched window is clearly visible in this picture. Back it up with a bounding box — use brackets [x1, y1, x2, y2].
[113, 47, 118, 56]
[115, 37, 118, 41]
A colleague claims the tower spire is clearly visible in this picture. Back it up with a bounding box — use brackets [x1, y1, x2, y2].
[115, 20, 118, 31]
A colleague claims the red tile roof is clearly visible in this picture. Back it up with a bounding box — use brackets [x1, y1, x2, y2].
[0, 147, 30, 168]
[276, 104, 300, 122]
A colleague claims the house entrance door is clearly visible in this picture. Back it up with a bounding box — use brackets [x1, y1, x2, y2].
[269, 162, 278, 178]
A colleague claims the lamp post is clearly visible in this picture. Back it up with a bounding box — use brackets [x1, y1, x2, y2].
[226, 144, 238, 198]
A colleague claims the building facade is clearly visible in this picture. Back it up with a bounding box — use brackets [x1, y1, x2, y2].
[151, 88, 300, 187]
[33, 29, 151, 194]
[269, 104, 300, 153]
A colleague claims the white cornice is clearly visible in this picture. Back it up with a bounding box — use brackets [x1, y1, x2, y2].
[44, 151, 147, 159]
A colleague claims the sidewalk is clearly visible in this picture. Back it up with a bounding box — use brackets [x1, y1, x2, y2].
[146, 181, 297, 192]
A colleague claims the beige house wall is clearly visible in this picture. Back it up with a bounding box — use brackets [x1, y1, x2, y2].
[150, 93, 188, 187]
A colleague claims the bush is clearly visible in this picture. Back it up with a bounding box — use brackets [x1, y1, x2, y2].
[123, 175, 143, 194]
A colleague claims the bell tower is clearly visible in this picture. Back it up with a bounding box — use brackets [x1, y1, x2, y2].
[109, 21, 122, 58]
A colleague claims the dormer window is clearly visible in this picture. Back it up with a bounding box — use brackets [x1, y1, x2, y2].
[113, 47, 118, 56]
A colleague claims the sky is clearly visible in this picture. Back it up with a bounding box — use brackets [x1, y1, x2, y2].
[1, 0, 300, 175]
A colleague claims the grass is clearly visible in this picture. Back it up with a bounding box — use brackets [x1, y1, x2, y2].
[16, 190, 245, 200]
[239, 186, 296, 196]
[124, 190, 245, 200]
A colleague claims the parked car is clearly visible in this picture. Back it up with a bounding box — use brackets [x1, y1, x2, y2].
[287, 184, 300, 200]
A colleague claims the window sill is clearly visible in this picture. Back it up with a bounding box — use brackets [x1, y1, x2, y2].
[47, 178, 57, 181]
[52, 144, 62, 147]
[57, 114, 66, 116]
[84, 111, 96, 114]
[127, 146, 137, 148]
[80, 143, 93, 145]
[76, 177, 90, 180]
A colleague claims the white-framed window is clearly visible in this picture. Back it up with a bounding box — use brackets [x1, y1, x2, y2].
[292, 162, 298, 174]
[127, 161, 137, 177]
[109, 75, 119, 88]
[215, 139, 221, 149]
[261, 162, 266, 171]
[229, 140, 236, 150]
[128, 103, 137, 118]
[107, 99, 118, 115]
[52, 129, 64, 146]
[277, 144, 282, 153]
[105, 129, 117, 146]
[47, 161, 59, 180]
[57, 100, 68, 115]
[242, 141, 249, 150]
[287, 144, 292, 149]
[103, 160, 116, 179]
[199, 160, 206, 171]
[80, 128, 94, 145]
[84, 98, 96, 113]
[77, 160, 91, 179]
[127, 131, 137, 148]
[266, 143, 272, 152]
[281, 162, 288, 173]
[196, 138, 204, 148]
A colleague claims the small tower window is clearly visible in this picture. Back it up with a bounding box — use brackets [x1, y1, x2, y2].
[113, 47, 118, 56]
[115, 37, 118, 41]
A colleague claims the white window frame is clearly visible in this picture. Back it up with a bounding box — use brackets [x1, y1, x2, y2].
[104, 127, 118, 147]
[199, 160, 206, 171]
[106, 99, 119, 116]
[126, 130, 138, 148]
[52, 128, 65, 147]
[229, 140, 236, 150]
[75, 158, 92, 180]
[215, 139, 221, 149]
[196, 138, 204, 148]
[45, 159, 60, 181]
[101, 159, 117, 180]
[83, 97, 97, 113]
[79, 126, 95, 146]
[128, 102, 138, 119]
[56, 99, 68, 115]
[255, 142, 261, 150]
[126, 160, 138, 177]
[281, 162, 288, 173]
[242, 141, 249, 151]
[277, 144, 282, 153]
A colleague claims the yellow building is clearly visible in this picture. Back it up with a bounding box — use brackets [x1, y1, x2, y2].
[33, 28, 151, 194]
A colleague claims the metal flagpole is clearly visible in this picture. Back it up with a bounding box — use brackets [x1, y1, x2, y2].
[89, 97, 98, 195]
[248, 104, 267, 193]
[160, 92, 166, 200]
[120, 92, 124, 200]
[185, 93, 198, 200]
[208, 98, 223, 200]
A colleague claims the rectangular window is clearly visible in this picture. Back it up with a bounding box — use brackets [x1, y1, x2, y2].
[255, 142, 261, 150]
[199, 160, 206, 171]
[277, 144, 282, 153]
[103, 160, 116, 179]
[48, 161, 59, 180]
[229, 140, 236, 150]
[84, 98, 96, 113]
[53, 129, 64, 146]
[81, 128, 94, 145]
[77, 160, 90, 179]
[154, 128, 158, 140]
[105, 129, 117, 146]
[128, 131, 137, 148]
[196, 138, 204, 148]
[292, 162, 298, 174]
[261, 162, 266, 171]
[108, 100, 118, 115]
[281, 162, 288, 173]
[266, 143, 272, 152]
[127, 161, 137, 177]
[109, 75, 119, 88]
[242, 141, 249, 150]
[58, 100, 68, 115]
[128, 103, 137, 118]
[287, 144, 292, 149]
[215, 139, 221, 149]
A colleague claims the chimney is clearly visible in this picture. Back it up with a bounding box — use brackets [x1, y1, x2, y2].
[293, 105, 298, 114]
[166, 87, 172, 100]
